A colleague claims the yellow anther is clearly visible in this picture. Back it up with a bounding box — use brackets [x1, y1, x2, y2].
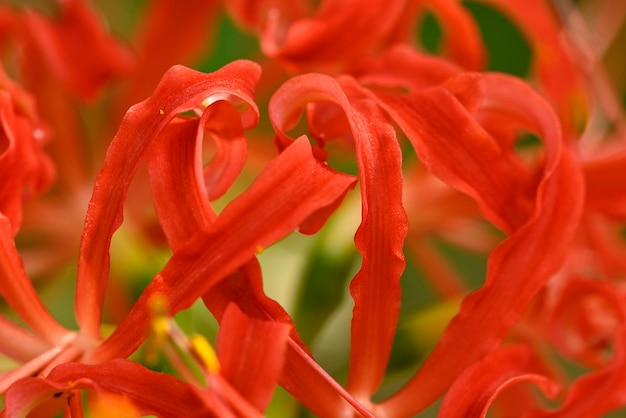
[159, 109, 164, 115]
[152, 316, 171, 339]
[189, 334, 220, 374]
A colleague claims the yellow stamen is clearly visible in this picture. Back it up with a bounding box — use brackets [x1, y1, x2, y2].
[189, 334, 220, 374]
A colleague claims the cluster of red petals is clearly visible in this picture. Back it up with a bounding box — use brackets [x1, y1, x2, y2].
[0, 0, 624, 417]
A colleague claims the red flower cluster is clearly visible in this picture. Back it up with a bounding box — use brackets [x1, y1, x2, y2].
[0, 0, 625, 416]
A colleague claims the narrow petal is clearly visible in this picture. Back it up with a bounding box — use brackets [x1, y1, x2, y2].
[0, 315, 50, 362]
[527, 280, 626, 417]
[203, 259, 372, 417]
[386, 0, 485, 70]
[20, 0, 134, 100]
[75, 61, 261, 338]
[373, 74, 537, 233]
[0, 214, 67, 344]
[479, 0, 589, 132]
[543, 276, 621, 368]
[147, 117, 210, 251]
[270, 74, 408, 398]
[261, 0, 406, 70]
[439, 345, 560, 417]
[350, 44, 461, 92]
[583, 149, 626, 218]
[217, 303, 291, 412]
[4, 360, 208, 418]
[201, 102, 249, 201]
[147, 101, 247, 252]
[377, 75, 584, 416]
[0, 77, 54, 233]
[93, 137, 356, 361]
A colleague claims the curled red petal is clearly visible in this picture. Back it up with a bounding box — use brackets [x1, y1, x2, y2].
[350, 44, 461, 92]
[543, 276, 622, 368]
[270, 73, 408, 398]
[377, 74, 584, 416]
[93, 137, 356, 361]
[148, 117, 213, 251]
[478, 0, 589, 133]
[4, 359, 208, 418]
[0, 71, 54, 233]
[439, 345, 560, 418]
[217, 303, 291, 412]
[75, 61, 261, 339]
[373, 73, 539, 233]
[148, 101, 247, 251]
[530, 279, 626, 418]
[386, 0, 485, 70]
[261, 0, 407, 70]
[20, 0, 134, 101]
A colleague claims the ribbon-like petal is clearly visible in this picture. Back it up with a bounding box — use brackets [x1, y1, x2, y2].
[75, 61, 261, 339]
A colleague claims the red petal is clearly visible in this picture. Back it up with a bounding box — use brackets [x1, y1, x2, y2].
[75, 61, 261, 338]
[260, 0, 406, 70]
[148, 101, 248, 252]
[543, 276, 621, 368]
[527, 280, 626, 417]
[350, 44, 461, 92]
[373, 74, 538, 233]
[20, 0, 134, 101]
[224, 0, 307, 33]
[377, 74, 584, 416]
[386, 0, 485, 70]
[217, 303, 290, 412]
[0, 316, 50, 363]
[4, 359, 208, 418]
[0, 214, 67, 344]
[148, 117, 213, 251]
[270, 73, 408, 397]
[439, 345, 560, 417]
[479, 0, 589, 132]
[203, 259, 372, 416]
[0, 73, 54, 233]
[583, 149, 626, 219]
[93, 137, 356, 361]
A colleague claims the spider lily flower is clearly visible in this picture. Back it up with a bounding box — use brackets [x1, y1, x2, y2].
[1, 0, 625, 416]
